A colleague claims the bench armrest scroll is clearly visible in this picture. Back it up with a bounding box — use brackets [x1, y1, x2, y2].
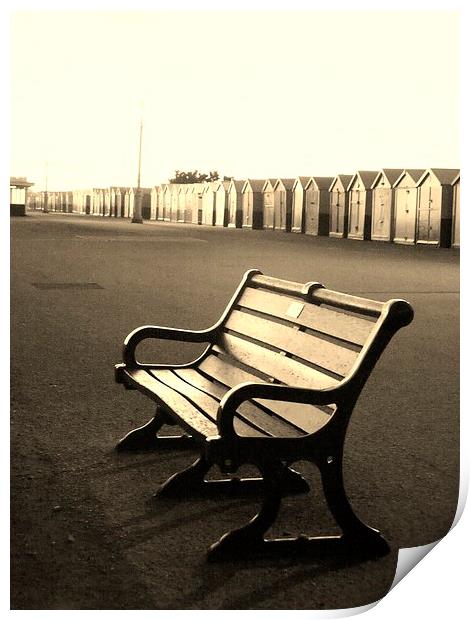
[217, 382, 345, 437]
[123, 325, 216, 367]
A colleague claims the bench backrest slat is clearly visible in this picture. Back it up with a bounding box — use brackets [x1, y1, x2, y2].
[213, 334, 339, 389]
[237, 287, 373, 347]
[225, 309, 358, 377]
[199, 354, 332, 434]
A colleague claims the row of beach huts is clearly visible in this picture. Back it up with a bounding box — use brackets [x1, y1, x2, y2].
[27, 168, 461, 248]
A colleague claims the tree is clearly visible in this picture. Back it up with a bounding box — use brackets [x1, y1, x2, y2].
[169, 170, 220, 184]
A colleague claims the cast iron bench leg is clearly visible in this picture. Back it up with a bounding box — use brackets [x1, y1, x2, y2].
[207, 455, 390, 561]
[318, 452, 390, 555]
[207, 460, 284, 560]
[154, 456, 309, 499]
[116, 406, 196, 451]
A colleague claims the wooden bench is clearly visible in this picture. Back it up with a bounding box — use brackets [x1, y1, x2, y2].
[115, 269, 413, 560]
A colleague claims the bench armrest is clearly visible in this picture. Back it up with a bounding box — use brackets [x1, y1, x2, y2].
[217, 381, 346, 437]
[122, 325, 217, 367]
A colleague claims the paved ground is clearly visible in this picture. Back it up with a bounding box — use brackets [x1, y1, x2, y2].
[10, 213, 459, 610]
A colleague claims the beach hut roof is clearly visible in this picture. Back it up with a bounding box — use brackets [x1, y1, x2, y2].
[243, 179, 266, 192]
[392, 169, 426, 188]
[347, 171, 379, 191]
[328, 175, 353, 192]
[274, 178, 296, 191]
[306, 176, 334, 191]
[371, 169, 404, 189]
[417, 168, 460, 186]
[229, 180, 245, 191]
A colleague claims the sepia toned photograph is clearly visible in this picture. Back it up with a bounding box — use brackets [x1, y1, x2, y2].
[9, 4, 460, 612]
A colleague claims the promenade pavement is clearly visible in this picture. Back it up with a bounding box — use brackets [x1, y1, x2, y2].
[10, 213, 459, 610]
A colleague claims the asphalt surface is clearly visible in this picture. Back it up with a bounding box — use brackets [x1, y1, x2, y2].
[10, 213, 459, 610]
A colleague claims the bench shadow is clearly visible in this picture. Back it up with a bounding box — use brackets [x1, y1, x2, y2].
[116, 497, 255, 550]
[178, 547, 398, 609]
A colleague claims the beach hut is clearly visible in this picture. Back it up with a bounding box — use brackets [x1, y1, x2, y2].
[161, 185, 171, 221]
[128, 187, 151, 219]
[347, 171, 379, 240]
[169, 184, 182, 222]
[141, 188, 152, 220]
[82, 190, 92, 215]
[262, 179, 276, 229]
[227, 180, 244, 228]
[416, 168, 460, 247]
[122, 189, 130, 218]
[241, 180, 264, 229]
[128, 189, 135, 218]
[109, 187, 126, 217]
[183, 185, 193, 223]
[177, 185, 187, 222]
[92, 189, 103, 215]
[392, 169, 425, 244]
[112, 187, 127, 217]
[66, 191, 74, 213]
[214, 180, 231, 226]
[150, 186, 159, 220]
[201, 182, 217, 226]
[304, 176, 334, 236]
[155, 185, 164, 220]
[55, 192, 62, 212]
[158, 185, 167, 220]
[272, 178, 295, 231]
[10, 176, 33, 216]
[370, 169, 403, 241]
[72, 191, 81, 214]
[291, 177, 311, 233]
[98, 189, 105, 215]
[103, 188, 112, 216]
[25, 192, 36, 211]
[190, 184, 204, 224]
[54, 192, 61, 212]
[59, 191, 66, 212]
[329, 175, 352, 238]
[182, 184, 193, 223]
[452, 173, 460, 248]
[72, 190, 82, 213]
[110, 188, 117, 217]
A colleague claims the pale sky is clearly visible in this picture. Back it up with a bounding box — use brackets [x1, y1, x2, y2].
[10, 9, 460, 191]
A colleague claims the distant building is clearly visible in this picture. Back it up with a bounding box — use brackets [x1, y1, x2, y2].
[10, 177, 34, 216]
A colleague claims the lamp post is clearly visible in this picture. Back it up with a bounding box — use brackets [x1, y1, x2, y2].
[132, 110, 144, 224]
[43, 161, 49, 213]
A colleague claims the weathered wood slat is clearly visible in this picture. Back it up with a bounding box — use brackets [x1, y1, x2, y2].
[256, 399, 331, 434]
[150, 369, 266, 438]
[312, 288, 384, 317]
[125, 369, 218, 438]
[250, 274, 306, 295]
[225, 309, 357, 376]
[238, 287, 373, 346]
[214, 334, 338, 390]
[174, 368, 304, 438]
[198, 355, 332, 434]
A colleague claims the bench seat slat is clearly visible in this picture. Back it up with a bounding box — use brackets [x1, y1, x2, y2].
[149, 369, 267, 438]
[238, 287, 373, 346]
[173, 368, 304, 438]
[198, 355, 331, 434]
[125, 369, 218, 439]
[225, 309, 357, 376]
[214, 333, 338, 390]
